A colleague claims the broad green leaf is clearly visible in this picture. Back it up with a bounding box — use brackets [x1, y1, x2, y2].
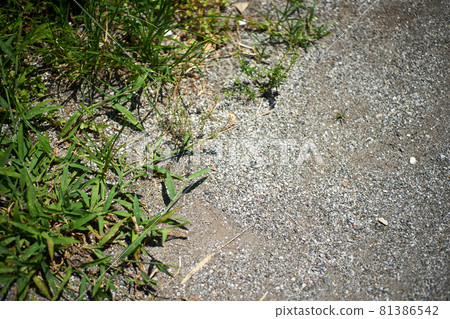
[9, 221, 40, 237]
[1, 235, 16, 246]
[122, 206, 181, 261]
[109, 211, 130, 220]
[156, 206, 181, 224]
[78, 102, 94, 117]
[77, 190, 90, 207]
[160, 228, 168, 245]
[155, 263, 173, 277]
[119, 228, 150, 261]
[98, 216, 104, 236]
[17, 123, 25, 162]
[0, 38, 14, 58]
[115, 199, 132, 210]
[0, 244, 12, 256]
[151, 165, 184, 180]
[0, 277, 14, 296]
[17, 274, 32, 300]
[60, 166, 69, 194]
[21, 242, 44, 260]
[68, 162, 92, 173]
[41, 261, 57, 296]
[0, 144, 13, 167]
[69, 173, 88, 193]
[92, 273, 103, 298]
[26, 183, 39, 217]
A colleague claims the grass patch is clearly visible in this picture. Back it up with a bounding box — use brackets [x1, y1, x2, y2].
[0, 0, 330, 300]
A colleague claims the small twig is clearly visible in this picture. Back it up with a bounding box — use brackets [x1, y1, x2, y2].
[180, 223, 256, 285]
[219, 223, 255, 250]
[259, 291, 269, 301]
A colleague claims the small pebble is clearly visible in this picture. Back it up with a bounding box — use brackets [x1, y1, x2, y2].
[378, 217, 388, 226]
[410, 157, 417, 165]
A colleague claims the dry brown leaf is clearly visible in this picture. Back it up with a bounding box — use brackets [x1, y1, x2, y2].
[233, 2, 249, 15]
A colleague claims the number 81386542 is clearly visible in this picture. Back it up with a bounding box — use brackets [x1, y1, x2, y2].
[380, 305, 438, 316]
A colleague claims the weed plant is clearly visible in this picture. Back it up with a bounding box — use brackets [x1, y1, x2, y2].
[0, 0, 212, 300]
[228, 50, 300, 107]
[252, 0, 332, 49]
[0, 0, 330, 300]
[228, 0, 331, 106]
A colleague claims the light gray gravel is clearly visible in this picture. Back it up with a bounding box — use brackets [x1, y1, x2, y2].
[142, 0, 449, 301]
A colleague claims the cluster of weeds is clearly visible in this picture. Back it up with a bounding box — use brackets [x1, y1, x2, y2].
[178, 0, 232, 37]
[228, 0, 331, 106]
[250, 0, 332, 49]
[0, 0, 331, 300]
[0, 0, 211, 300]
[226, 50, 300, 107]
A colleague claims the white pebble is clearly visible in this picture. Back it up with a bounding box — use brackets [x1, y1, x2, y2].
[409, 157, 417, 165]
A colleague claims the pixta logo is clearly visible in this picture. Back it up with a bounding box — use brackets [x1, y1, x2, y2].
[192, 138, 324, 169]
[124, 134, 324, 173]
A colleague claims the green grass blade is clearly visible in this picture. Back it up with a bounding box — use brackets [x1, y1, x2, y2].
[41, 233, 54, 262]
[187, 167, 211, 181]
[32, 275, 53, 300]
[0, 265, 16, 273]
[59, 110, 82, 138]
[133, 194, 141, 225]
[78, 274, 87, 300]
[103, 184, 117, 213]
[71, 213, 99, 230]
[78, 255, 112, 269]
[17, 274, 32, 301]
[112, 102, 143, 130]
[98, 218, 126, 247]
[0, 167, 21, 179]
[52, 267, 72, 301]
[24, 101, 61, 120]
[90, 179, 100, 212]
[165, 171, 175, 199]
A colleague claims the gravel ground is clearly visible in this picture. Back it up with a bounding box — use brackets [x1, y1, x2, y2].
[3, 0, 447, 303]
[139, 0, 449, 301]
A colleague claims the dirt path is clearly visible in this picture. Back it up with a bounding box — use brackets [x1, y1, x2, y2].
[143, 0, 449, 300]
